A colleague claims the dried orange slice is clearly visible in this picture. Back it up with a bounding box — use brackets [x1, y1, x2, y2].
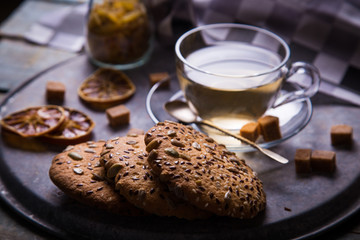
[44, 107, 95, 145]
[1, 128, 48, 152]
[0, 106, 65, 138]
[78, 68, 136, 110]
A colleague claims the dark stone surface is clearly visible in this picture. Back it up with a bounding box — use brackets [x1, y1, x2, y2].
[0, 43, 360, 240]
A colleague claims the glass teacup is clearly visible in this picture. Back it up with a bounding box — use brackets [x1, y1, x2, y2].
[175, 23, 320, 130]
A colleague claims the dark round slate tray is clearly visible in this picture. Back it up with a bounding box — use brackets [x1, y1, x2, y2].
[0, 45, 359, 240]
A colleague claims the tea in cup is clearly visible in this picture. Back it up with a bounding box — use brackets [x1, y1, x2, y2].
[175, 23, 320, 130]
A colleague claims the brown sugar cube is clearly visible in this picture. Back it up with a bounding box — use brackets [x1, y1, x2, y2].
[46, 81, 65, 102]
[149, 72, 170, 87]
[331, 124, 353, 146]
[258, 115, 282, 142]
[294, 149, 312, 173]
[240, 122, 260, 142]
[106, 105, 130, 127]
[127, 128, 144, 136]
[311, 150, 336, 173]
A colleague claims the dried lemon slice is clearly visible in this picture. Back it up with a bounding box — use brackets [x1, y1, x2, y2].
[44, 107, 95, 145]
[0, 106, 65, 138]
[78, 68, 136, 110]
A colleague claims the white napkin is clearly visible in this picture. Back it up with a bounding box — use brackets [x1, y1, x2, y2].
[24, 3, 87, 52]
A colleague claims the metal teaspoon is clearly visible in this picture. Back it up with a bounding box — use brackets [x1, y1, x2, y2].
[164, 100, 288, 164]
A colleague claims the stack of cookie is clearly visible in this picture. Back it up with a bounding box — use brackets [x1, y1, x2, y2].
[49, 121, 266, 219]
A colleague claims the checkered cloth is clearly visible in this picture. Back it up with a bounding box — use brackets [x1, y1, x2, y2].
[187, 0, 360, 105]
[1, 0, 360, 104]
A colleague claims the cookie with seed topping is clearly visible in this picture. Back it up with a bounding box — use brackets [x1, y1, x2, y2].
[49, 141, 143, 216]
[100, 135, 211, 219]
[144, 121, 266, 219]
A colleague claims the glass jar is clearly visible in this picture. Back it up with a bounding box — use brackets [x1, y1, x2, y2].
[85, 0, 153, 69]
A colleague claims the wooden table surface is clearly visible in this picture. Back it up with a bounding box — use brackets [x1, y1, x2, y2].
[1, 1, 360, 239]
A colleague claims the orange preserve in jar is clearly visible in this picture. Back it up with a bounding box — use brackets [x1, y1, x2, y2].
[86, 0, 152, 68]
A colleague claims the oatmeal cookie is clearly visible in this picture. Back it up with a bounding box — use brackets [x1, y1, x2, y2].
[100, 134, 211, 219]
[49, 141, 143, 215]
[144, 121, 266, 218]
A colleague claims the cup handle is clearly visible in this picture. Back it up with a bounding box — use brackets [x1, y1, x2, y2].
[273, 62, 320, 108]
